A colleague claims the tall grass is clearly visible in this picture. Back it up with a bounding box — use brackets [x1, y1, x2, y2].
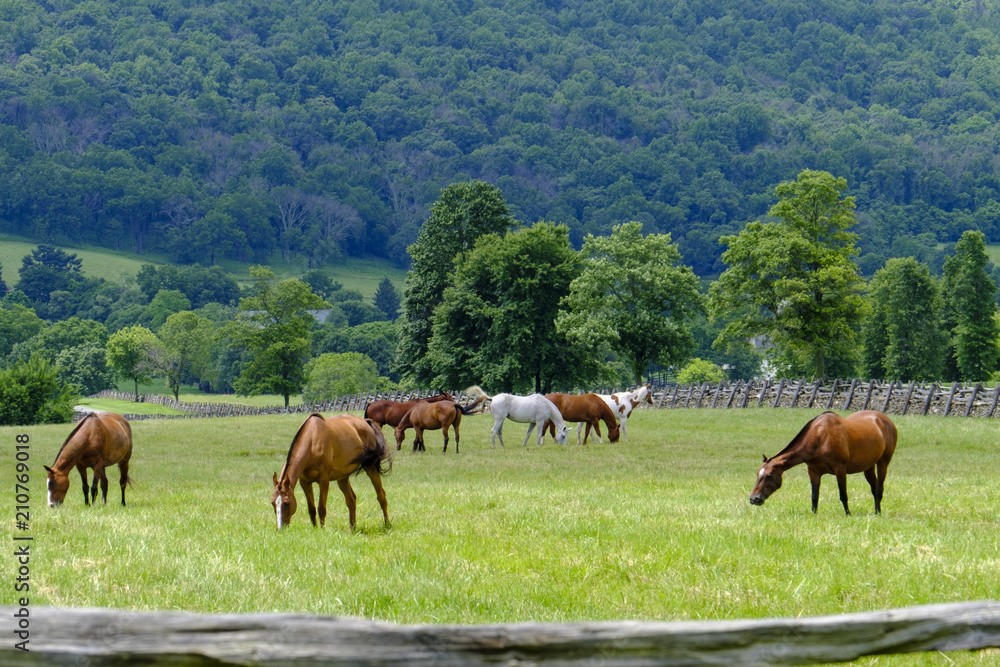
[3, 409, 998, 664]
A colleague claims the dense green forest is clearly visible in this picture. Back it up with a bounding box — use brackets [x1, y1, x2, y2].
[3, 0, 1000, 275]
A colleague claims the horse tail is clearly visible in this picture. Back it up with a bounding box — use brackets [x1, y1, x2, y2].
[353, 418, 392, 476]
[464, 385, 491, 400]
[458, 395, 487, 414]
[363, 402, 370, 419]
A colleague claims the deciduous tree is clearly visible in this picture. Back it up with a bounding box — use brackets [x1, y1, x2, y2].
[106, 324, 160, 401]
[226, 266, 327, 407]
[942, 230, 1000, 381]
[557, 221, 703, 385]
[394, 181, 513, 384]
[708, 170, 866, 379]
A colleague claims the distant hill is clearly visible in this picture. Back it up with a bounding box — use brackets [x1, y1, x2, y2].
[3, 0, 1000, 277]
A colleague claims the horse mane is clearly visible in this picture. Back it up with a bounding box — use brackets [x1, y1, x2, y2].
[771, 412, 831, 460]
[53, 414, 95, 464]
[279, 413, 325, 483]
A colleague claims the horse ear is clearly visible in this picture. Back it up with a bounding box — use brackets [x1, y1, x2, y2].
[761, 454, 768, 463]
[44, 465, 54, 474]
[272, 472, 279, 485]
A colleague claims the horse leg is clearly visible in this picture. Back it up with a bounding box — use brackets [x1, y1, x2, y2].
[620, 416, 628, 442]
[301, 481, 318, 526]
[576, 423, 582, 445]
[491, 418, 504, 448]
[317, 478, 330, 527]
[364, 467, 390, 528]
[337, 478, 357, 530]
[836, 470, 851, 516]
[863, 468, 880, 515]
[522, 422, 536, 447]
[118, 454, 131, 506]
[808, 467, 822, 514]
[89, 465, 104, 504]
[77, 464, 90, 506]
[98, 467, 110, 504]
[452, 420, 460, 454]
[875, 460, 890, 514]
[592, 420, 603, 444]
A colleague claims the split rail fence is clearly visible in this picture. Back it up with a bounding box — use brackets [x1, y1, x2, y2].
[3, 601, 998, 665]
[88, 379, 1000, 421]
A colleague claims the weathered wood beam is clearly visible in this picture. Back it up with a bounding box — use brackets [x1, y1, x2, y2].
[4, 602, 999, 667]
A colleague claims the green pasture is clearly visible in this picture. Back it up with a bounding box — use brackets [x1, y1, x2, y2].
[0, 235, 162, 287]
[3, 409, 998, 665]
[0, 233, 405, 297]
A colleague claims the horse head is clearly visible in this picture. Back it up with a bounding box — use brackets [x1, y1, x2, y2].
[607, 422, 621, 443]
[44, 465, 70, 507]
[749, 455, 783, 506]
[554, 424, 569, 446]
[271, 472, 297, 530]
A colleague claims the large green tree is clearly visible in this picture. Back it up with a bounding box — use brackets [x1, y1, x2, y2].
[861, 257, 945, 381]
[226, 266, 327, 407]
[942, 230, 1000, 381]
[0, 356, 77, 426]
[708, 170, 867, 379]
[302, 352, 383, 403]
[428, 222, 600, 393]
[557, 221, 703, 385]
[106, 324, 160, 401]
[394, 181, 513, 384]
[151, 311, 213, 400]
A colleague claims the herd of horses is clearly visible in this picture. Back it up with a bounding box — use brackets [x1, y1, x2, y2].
[45, 386, 899, 531]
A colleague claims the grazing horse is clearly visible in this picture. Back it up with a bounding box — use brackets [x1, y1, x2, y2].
[45, 412, 133, 508]
[271, 413, 391, 530]
[542, 393, 620, 445]
[394, 396, 487, 453]
[363, 392, 453, 429]
[466, 387, 568, 447]
[597, 384, 653, 442]
[749, 410, 898, 515]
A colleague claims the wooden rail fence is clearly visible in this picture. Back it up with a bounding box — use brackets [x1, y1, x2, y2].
[649, 378, 1000, 417]
[84, 379, 1000, 421]
[3, 602, 998, 665]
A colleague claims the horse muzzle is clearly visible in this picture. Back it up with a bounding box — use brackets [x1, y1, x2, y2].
[749, 495, 765, 506]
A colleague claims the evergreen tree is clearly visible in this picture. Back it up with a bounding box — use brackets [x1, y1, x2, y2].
[942, 231, 1000, 381]
[372, 277, 401, 322]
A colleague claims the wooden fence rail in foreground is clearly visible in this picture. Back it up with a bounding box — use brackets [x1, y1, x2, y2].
[3, 602, 998, 666]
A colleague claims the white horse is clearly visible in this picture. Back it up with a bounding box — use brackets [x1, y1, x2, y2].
[594, 384, 653, 442]
[466, 387, 568, 447]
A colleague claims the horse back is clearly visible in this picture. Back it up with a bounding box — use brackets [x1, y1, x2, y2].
[91, 413, 132, 465]
[839, 410, 897, 470]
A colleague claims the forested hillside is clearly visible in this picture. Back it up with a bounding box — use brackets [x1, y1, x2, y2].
[2, 0, 1000, 275]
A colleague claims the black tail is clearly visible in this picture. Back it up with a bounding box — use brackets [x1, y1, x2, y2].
[363, 402, 370, 419]
[352, 418, 393, 476]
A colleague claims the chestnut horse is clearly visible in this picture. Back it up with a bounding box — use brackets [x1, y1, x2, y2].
[45, 412, 133, 507]
[542, 393, 620, 445]
[394, 396, 487, 453]
[271, 413, 391, 530]
[363, 392, 453, 429]
[750, 410, 898, 515]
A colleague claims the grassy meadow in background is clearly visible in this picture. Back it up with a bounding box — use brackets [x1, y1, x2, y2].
[3, 407, 998, 665]
[0, 233, 405, 297]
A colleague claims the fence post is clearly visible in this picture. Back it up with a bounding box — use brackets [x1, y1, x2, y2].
[825, 379, 840, 410]
[807, 379, 821, 408]
[943, 383, 959, 417]
[771, 378, 785, 408]
[861, 379, 876, 411]
[789, 379, 804, 408]
[965, 383, 982, 417]
[725, 381, 740, 409]
[922, 384, 937, 416]
[755, 379, 770, 408]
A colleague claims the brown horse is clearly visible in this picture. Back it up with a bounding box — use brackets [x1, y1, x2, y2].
[394, 396, 487, 453]
[363, 392, 454, 429]
[542, 393, 620, 445]
[750, 410, 898, 515]
[45, 412, 133, 507]
[271, 413, 391, 530]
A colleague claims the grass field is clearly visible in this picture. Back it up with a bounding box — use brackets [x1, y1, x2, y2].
[3, 408, 998, 665]
[1, 233, 406, 297]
